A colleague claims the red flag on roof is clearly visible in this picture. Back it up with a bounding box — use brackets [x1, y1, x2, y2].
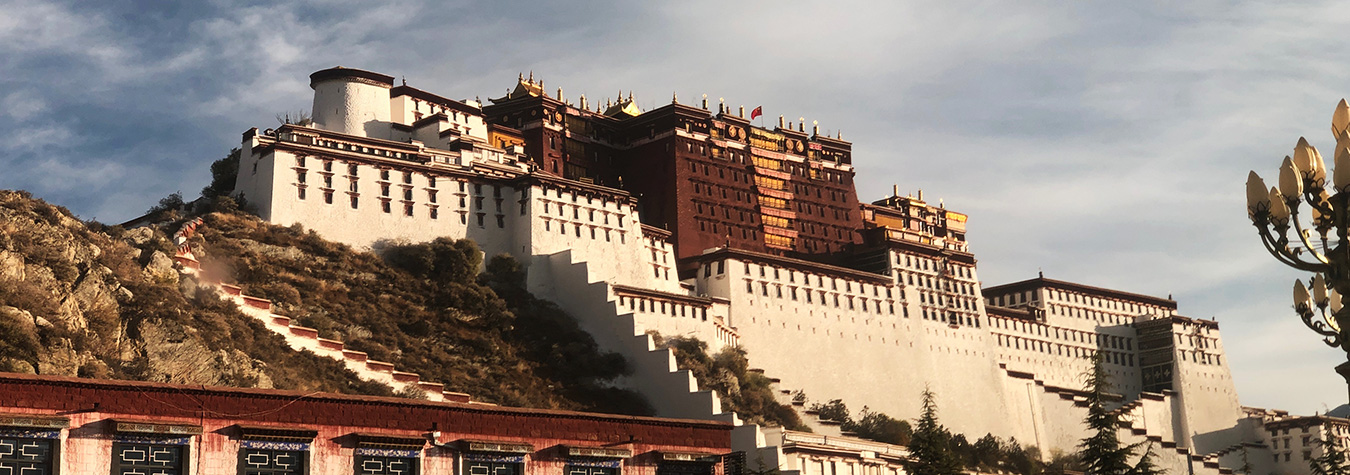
[750, 106, 763, 120]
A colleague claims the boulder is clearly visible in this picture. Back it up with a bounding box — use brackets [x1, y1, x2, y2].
[143, 251, 178, 284]
[0, 250, 24, 280]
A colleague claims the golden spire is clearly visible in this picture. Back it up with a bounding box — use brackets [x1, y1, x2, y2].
[672, 92, 678, 104]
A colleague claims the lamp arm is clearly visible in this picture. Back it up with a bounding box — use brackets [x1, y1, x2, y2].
[1304, 185, 1334, 217]
[1305, 307, 1343, 340]
[1290, 203, 1333, 265]
[1259, 227, 1330, 272]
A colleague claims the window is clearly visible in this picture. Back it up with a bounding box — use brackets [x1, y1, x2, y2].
[239, 440, 308, 475]
[404, 204, 414, 216]
[382, 201, 391, 213]
[351, 196, 359, 209]
[430, 208, 438, 220]
[297, 188, 306, 200]
[0, 428, 57, 475]
[355, 448, 419, 475]
[464, 456, 519, 475]
[113, 439, 187, 475]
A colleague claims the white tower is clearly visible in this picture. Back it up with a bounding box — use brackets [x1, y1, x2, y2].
[309, 67, 394, 139]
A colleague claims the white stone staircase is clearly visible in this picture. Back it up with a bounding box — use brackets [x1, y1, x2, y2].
[536, 250, 775, 454]
[170, 218, 470, 403]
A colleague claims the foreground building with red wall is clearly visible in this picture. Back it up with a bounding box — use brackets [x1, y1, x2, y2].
[0, 373, 731, 475]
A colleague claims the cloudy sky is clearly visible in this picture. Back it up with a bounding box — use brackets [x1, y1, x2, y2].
[3, 0, 1348, 415]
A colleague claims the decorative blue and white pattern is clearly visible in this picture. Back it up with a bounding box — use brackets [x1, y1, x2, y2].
[356, 448, 420, 459]
[462, 453, 525, 463]
[568, 458, 623, 469]
[0, 429, 58, 440]
[115, 435, 192, 446]
[242, 440, 310, 452]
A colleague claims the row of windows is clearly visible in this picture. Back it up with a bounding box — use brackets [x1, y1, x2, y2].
[619, 296, 710, 321]
[922, 309, 977, 327]
[541, 219, 627, 244]
[541, 199, 626, 227]
[2, 429, 713, 475]
[995, 335, 1136, 366]
[989, 316, 1135, 350]
[898, 254, 975, 280]
[743, 279, 898, 315]
[1041, 290, 1172, 319]
[905, 272, 978, 297]
[738, 262, 894, 299]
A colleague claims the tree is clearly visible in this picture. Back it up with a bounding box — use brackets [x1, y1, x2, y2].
[201, 148, 241, 199]
[847, 407, 913, 446]
[1311, 437, 1350, 475]
[1078, 352, 1161, 475]
[903, 387, 962, 475]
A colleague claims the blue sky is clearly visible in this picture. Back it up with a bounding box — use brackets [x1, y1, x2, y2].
[2, 0, 1348, 415]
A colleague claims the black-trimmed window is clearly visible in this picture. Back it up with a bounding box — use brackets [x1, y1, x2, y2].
[0, 428, 59, 475]
[657, 462, 714, 475]
[567, 463, 619, 475]
[355, 448, 420, 475]
[239, 441, 308, 475]
[112, 436, 188, 475]
[463, 453, 522, 475]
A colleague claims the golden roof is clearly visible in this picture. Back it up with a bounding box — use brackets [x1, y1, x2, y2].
[604, 98, 642, 118]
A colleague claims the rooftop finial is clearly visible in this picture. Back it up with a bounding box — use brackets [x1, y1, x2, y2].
[557, 87, 563, 101]
[580, 94, 588, 110]
[518, 72, 523, 81]
[778, 115, 785, 128]
[798, 117, 805, 132]
[672, 92, 678, 104]
[528, 71, 533, 83]
[702, 94, 708, 110]
[628, 91, 633, 101]
[401, 76, 407, 86]
[739, 105, 745, 118]
[813, 120, 819, 135]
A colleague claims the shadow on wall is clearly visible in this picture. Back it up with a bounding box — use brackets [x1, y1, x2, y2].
[364, 120, 394, 140]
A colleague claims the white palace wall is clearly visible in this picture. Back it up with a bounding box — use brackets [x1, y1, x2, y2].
[690, 254, 1036, 444]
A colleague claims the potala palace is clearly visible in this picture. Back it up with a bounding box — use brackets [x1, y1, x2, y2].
[225, 66, 1340, 475]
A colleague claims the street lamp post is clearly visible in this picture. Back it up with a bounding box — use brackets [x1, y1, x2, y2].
[1247, 99, 1350, 402]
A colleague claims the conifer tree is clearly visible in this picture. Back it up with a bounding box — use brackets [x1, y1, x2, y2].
[1311, 437, 1350, 475]
[903, 387, 963, 475]
[1078, 353, 1161, 475]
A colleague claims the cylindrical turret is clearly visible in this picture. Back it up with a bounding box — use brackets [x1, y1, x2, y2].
[309, 67, 394, 139]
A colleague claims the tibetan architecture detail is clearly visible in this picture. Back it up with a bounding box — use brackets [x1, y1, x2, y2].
[221, 66, 1305, 475]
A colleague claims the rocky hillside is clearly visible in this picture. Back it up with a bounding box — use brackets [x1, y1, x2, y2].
[0, 189, 652, 415]
[0, 190, 391, 394]
[183, 210, 649, 413]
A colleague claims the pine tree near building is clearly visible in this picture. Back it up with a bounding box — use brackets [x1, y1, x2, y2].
[903, 387, 963, 475]
[1078, 353, 1162, 475]
[1311, 437, 1350, 475]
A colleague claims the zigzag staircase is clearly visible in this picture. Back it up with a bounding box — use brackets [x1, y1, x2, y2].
[537, 250, 769, 450]
[170, 218, 471, 403]
[1002, 364, 1231, 475]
